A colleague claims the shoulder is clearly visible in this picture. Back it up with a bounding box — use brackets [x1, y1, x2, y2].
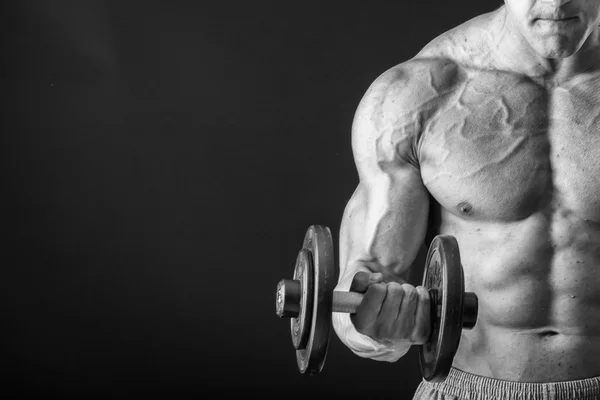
[351, 57, 460, 170]
[356, 57, 461, 115]
[351, 10, 499, 145]
[353, 10, 500, 124]
[351, 10, 499, 169]
[353, 54, 465, 134]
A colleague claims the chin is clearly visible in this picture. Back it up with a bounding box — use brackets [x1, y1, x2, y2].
[530, 35, 584, 59]
[526, 21, 590, 59]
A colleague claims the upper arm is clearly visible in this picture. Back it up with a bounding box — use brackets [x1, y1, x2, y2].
[337, 63, 434, 288]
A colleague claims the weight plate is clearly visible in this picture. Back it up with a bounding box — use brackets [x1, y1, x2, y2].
[418, 235, 465, 382]
[290, 249, 313, 349]
[296, 225, 336, 375]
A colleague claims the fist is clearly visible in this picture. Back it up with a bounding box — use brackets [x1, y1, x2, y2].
[349, 271, 431, 345]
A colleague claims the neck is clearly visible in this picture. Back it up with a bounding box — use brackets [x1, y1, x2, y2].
[489, 6, 600, 83]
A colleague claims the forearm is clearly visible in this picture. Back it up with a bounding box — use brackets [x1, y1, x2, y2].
[332, 182, 428, 360]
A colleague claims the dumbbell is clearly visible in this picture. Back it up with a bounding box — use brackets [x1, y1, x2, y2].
[275, 225, 478, 382]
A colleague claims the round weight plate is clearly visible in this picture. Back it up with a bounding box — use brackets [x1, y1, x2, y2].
[290, 249, 313, 349]
[296, 225, 337, 375]
[418, 235, 465, 382]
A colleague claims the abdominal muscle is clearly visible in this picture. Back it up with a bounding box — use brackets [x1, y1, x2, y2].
[437, 210, 600, 382]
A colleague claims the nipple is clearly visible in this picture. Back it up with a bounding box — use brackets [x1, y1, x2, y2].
[457, 201, 473, 216]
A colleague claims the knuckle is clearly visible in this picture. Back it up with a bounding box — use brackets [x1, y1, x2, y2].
[386, 281, 403, 294]
[417, 286, 431, 303]
[401, 283, 416, 294]
[401, 284, 418, 302]
[368, 282, 387, 294]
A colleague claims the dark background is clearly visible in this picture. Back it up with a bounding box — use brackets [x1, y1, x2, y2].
[3, 1, 496, 398]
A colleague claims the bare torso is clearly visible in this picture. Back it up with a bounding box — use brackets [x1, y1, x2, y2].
[414, 17, 600, 382]
[332, 8, 600, 383]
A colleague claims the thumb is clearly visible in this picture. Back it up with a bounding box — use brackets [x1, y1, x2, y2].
[350, 271, 384, 293]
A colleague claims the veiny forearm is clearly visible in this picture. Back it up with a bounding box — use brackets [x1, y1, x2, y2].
[337, 177, 428, 287]
[332, 181, 429, 360]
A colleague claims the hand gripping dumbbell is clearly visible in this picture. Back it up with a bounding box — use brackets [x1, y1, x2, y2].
[275, 225, 478, 382]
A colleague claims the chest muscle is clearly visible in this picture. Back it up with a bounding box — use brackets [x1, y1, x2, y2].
[419, 71, 600, 223]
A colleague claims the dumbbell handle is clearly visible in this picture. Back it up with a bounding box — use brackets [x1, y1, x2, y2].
[332, 291, 363, 313]
[276, 279, 477, 330]
[277, 279, 412, 316]
[332, 289, 438, 314]
[332, 289, 478, 331]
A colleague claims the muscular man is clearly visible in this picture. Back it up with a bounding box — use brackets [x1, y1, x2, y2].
[331, 1, 600, 399]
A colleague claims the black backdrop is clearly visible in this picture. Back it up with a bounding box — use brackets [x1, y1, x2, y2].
[4, 1, 496, 398]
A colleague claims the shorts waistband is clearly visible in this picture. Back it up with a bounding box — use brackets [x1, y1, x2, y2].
[421, 367, 600, 400]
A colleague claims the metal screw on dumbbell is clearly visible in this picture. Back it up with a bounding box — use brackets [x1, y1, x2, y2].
[275, 225, 479, 382]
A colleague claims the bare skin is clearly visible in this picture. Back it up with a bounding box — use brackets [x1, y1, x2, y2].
[332, 1, 600, 383]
